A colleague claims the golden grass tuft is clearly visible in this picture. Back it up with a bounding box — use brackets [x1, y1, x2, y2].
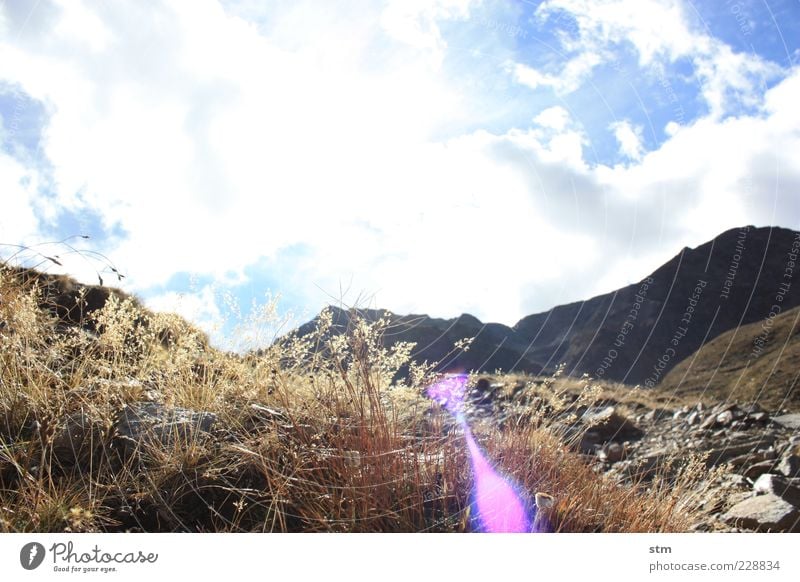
[0, 263, 704, 532]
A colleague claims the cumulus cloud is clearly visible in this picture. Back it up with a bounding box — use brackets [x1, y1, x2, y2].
[609, 120, 644, 161]
[530, 0, 782, 118]
[0, 0, 797, 333]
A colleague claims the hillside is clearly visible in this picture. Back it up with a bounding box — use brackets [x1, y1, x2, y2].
[294, 226, 800, 390]
[659, 306, 800, 410]
[2, 262, 800, 533]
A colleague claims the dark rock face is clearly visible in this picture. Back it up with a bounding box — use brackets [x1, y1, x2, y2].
[291, 307, 546, 376]
[513, 226, 800, 385]
[291, 226, 800, 387]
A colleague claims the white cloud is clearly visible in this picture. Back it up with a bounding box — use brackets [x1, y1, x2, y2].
[0, 151, 40, 246]
[0, 0, 797, 333]
[514, 51, 603, 94]
[380, 0, 476, 67]
[527, 0, 782, 118]
[145, 285, 223, 338]
[534, 106, 570, 131]
[609, 120, 644, 161]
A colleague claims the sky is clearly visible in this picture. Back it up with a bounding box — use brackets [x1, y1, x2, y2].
[1, 0, 799, 349]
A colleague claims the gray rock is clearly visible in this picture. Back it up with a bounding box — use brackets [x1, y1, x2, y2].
[686, 411, 700, 426]
[717, 410, 734, 426]
[700, 413, 718, 430]
[52, 412, 103, 464]
[727, 450, 776, 468]
[743, 461, 777, 481]
[772, 414, 800, 430]
[643, 408, 672, 422]
[778, 455, 800, 478]
[598, 442, 625, 463]
[722, 494, 800, 532]
[114, 402, 217, 457]
[753, 474, 800, 507]
[706, 441, 766, 466]
[582, 406, 643, 441]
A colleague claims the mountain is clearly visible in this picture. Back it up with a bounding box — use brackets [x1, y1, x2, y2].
[659, 305, 800, 410]
[292, 226, 800, 386]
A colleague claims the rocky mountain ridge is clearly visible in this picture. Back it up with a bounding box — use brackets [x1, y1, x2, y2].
[294, 226, 800, 400]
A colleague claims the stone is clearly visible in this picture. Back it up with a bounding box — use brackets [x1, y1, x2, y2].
[52, 412, 103, 464]
[722, 494, 800, 532]
[699, 414, 718, 430]
[598, 442, 625, 463]
[772, 414, 800, 430]
[114, 402, 217, 458]
[706, 441, 765, 466]
[777, 455, 800, 478]
[727, 450, 776, 468]
[624, 449, 672, 480]
[686, 411, 700, 426]
[581, 406, 643, 441]
[743, 461, 777, 481]
[753, 474, 800, 507]
[643, 408, 672, 422]
[717, 410, 734, 426]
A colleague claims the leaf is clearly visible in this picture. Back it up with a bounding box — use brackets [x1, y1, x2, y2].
[45, 256, 63, 266]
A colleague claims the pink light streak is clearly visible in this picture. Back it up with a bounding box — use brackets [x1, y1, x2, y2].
[427, 374, 532, 533]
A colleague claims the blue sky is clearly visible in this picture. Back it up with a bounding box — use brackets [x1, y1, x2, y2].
[1, 0, 799, 349]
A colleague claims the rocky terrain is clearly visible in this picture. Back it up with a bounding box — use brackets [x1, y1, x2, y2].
[3, 225, 799, 533]
[465, 377, 800, 532]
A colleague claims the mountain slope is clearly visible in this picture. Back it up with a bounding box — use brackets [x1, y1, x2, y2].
[515, 225, 800, 384]
[659, 305, 800, 409]
[292, 226, 800, 386]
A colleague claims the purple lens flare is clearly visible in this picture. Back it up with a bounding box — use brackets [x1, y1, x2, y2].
[426, 374, 532, 533]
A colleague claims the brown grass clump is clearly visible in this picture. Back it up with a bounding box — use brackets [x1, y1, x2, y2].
[0, 262, 703, 532]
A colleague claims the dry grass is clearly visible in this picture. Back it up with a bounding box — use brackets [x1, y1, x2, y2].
[0, 263, 704, 532]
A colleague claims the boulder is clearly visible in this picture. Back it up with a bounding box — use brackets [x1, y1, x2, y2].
[114, 402, 217, 458]
[752, 474, 800, 507]
[597, 442, 625, 463]
[643, 408, 672, 423]
[777, 455, 800, 478]
[581, 406, 643, 441]
[772, 414, 800, 430]
[52, 412, 104, 465]
[722, 494, 800, 532]
[743, 461, 778, 481]
[716, 410, 734, 426]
